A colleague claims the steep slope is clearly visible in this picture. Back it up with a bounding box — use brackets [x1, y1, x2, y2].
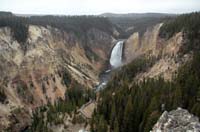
[123, 23, 191, 81]
[124, 23, 162, 62]
[0, 22, 116, 131]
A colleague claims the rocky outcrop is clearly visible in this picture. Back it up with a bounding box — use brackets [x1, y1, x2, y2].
[152, 108, 200, 132]
[0, 25, 115, 130]
[124, 23, 191, 81]
[124, 23, 162, 63]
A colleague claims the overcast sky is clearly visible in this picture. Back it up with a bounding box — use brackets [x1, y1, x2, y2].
[1, 0, 200, 15]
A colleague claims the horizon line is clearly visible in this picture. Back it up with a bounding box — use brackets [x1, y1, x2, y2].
[1, 10, 199, 16]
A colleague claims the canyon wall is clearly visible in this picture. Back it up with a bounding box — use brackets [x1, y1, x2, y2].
[0, 25, 115, 130]
[123, 23, 191, 81]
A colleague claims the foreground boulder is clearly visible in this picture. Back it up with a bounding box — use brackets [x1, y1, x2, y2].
[152, 108, 200, 132]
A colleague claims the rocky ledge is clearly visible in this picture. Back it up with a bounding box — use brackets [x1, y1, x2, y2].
[152, 108, 200, 132]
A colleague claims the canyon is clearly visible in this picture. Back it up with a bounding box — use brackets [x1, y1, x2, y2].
[0, 12, 199, 132]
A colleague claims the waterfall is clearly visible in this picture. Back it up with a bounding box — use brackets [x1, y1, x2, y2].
[95, 40, 124, 92]
[110, 40, 124, 68]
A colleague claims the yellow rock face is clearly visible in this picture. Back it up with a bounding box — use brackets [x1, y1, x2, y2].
[0, 25, 114, 130]
[124, 23, 191, 81]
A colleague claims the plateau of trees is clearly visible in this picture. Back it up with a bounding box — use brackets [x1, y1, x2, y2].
[159, 12, 200, 53]
[0, 12, 115, 58]
[159, 12, 200, 39]
[0, 12, 114, 44]
[0, 15, 28, 43]
[108, 15, 174, 38]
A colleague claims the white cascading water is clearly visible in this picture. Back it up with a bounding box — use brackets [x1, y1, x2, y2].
[95, 40, 124, 92]
[110, 40, 124, 68]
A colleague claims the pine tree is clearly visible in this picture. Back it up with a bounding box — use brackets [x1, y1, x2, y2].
[123, 96, 134, 132]
[98, 116, 107, 132]
[113, 118, 120, 132]
[172, 85, 182, 108]
[110, 103, 116, 129]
